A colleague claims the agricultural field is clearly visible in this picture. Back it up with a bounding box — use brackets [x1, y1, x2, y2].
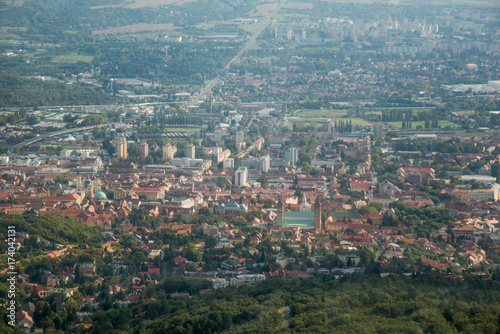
[93, 23, 176, 35]
[388, 120, 460, 129]
[248, 3, 279, 17]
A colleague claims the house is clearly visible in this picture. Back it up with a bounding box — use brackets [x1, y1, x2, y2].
[16, 310, 34, 330]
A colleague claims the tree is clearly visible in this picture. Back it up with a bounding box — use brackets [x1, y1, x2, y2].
[302, 162, 313, 175]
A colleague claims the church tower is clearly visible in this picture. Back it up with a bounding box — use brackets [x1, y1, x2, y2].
[313, 197, 322, 229]
[300, 193, 311, 212]
[277, 194, 284, 226]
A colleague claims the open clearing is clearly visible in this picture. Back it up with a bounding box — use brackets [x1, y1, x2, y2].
[248, 3, 279, 17]
[93, 23, 176, 35]
[283, 2, 314, 9]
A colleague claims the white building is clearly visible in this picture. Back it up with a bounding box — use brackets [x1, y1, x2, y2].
[212, 278, 229, 289]
[223, 158, 234, 170]
[185, 144, 195, 159]
[234, 167, 248, 186]
[230, 274, 265, 286]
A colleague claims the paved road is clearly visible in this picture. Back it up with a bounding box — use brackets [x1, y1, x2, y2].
[189, 0, 287, 105]
[8, 126, 95, 152]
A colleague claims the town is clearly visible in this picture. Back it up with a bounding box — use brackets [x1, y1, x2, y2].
[0, 0, 499, 333]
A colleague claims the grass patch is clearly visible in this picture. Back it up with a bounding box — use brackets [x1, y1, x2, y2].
[53, 53, 94, 63]
[388, 120, 460, 129]
[165, 127, 201, 133]
[295, 109, 349, 118]
[195, 22, 217, 30]
[239, 22, 263, 34]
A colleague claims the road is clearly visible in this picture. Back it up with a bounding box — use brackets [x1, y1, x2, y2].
[189, 0, 287, 105]
[8, 126, 96, 152]
[278, 306, 291, 328]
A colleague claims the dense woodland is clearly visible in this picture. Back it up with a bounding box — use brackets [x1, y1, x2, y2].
[85, 274, 500, 334]
[0, 214, 104, 253]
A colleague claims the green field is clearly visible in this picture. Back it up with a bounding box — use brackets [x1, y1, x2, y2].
[195, 22, 217, 30]
[295, 109, 349, 118]
[388, 120, 460, 129]
[53, 53, 94, 63]
[165, 127, 201, 133]
[239, 22, 263, 34]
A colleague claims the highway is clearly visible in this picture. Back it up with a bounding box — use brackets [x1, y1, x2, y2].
[189, 0, 287, 105]
[8, 126, 96, 152]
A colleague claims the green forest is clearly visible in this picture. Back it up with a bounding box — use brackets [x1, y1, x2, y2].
[88, 274, 500, 334]
[0, 214, 104, 251]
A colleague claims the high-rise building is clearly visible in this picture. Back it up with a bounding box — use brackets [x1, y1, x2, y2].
[259, 155, 271, 173]
[241, 155, 270, 173]
[234, 167, 248, 186]
[162, 143, 177, 160]
[114, 137, 128, 160]
[138, 142, 149, 160]
[223, 158, 234, 170]
[236, 131, 244, 144]
[374, 123, 384, 139]
[214, 129, 223, 143]
[285, 147, 298, 166]
[185, 144, 195, 159]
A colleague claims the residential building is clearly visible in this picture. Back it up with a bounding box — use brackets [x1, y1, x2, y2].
[138, 142, 149, 160]
[285, 147, 298, 166]
[114, 137, 128, 160]
[163, 143, 177, 160]
[185, 144, 195, 159]
[215, 149, 231, 165]
[234, 167, 248, 186]
[374, 123, 384, 139]
[241, 155, 270, 173]
[236, 131, 244, 144]
[223, 158, 234, 169]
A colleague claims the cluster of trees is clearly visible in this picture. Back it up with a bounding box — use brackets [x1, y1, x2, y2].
[0, 108, 28, 126]
[147, 110, 203, 128]
[0, 214, 104, 251]
[292, 121, 329, 132]
[0, 71, 113, 107]
[393, 139, 484, 155]
[85, 274, 500, 334]
[298, 134, 318, 166]
[334, 120, 352, 133]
